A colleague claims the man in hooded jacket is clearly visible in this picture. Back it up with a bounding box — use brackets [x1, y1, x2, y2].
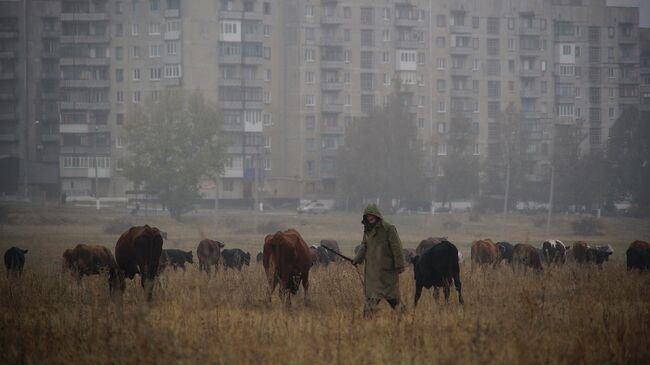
[352, 203, 406, 317]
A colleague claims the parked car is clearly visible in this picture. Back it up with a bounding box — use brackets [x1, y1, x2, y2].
[297, 201, 330, 214]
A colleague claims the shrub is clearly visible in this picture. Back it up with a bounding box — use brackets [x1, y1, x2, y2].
[103, 217, 134, 235]
[571, 216, 604, 236]
[443, 218, 462, 231]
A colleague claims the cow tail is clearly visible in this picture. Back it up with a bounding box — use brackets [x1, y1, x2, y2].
[453, 251, 462, 291]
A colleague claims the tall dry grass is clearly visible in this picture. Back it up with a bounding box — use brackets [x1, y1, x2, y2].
[1, 205, 649, 364]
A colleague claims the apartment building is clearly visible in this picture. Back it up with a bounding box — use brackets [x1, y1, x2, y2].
[0, 0, 60, 198]
[640, 27, 650, 119]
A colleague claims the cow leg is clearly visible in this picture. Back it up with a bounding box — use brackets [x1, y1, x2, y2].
[302, 273, 310, 305]
[433, 287, 441, 302]
[414, 283, 423, 307]
[454, 272, 464, 304]
[266, 274, 278, 303]
[443, 282, 451, 303]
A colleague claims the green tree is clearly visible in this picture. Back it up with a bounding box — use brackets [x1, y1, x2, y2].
[337, 83, 426, 209]
[608, 107, 650, 214]
[122, 90, 226, 220]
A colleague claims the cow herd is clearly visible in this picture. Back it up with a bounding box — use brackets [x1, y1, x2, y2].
[3, 224, 650, 308]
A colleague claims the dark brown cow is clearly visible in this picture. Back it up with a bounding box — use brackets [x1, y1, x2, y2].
[320, 239, 341, 263]
[403, 248, 417, 266]
[197, 239, 225, 273]
[416, 237, 447, 255]
[4, 247, 27, 277]
[512, 243, 544, 272]
[63, 244, 123, 292]
[542, 240, 568, 265]
[571, 241, 590, 263]
[114, 225, 164, 300]
[263, 229, 312, 307]
[627, 240, 650, 272]
[471, 239, 498, 266]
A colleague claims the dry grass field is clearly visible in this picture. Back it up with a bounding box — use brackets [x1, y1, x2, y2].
[1, 204, 649, 364]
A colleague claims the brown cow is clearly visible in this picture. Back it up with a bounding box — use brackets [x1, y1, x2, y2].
[571, 241, 590, 263]
[471, 239, 498, 266]
[416, 237, 447, 255]
[63, 244, 123, 292]
[197, 239, 225, 273]
[263, 229, 312, 307]
[114, 225, 164, 300]
[627, 240, 650, 271]
[512, 243, 544, 272]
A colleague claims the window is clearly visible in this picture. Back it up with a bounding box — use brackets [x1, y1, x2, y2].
[164, 64, 181, 78]
[360, 8, 374, 25]
[360, 51, 373, 68]
[472, 16, 479, 29]
[115, 23, 123, 37]
[304, 48, 315, 62]
[115, 69, 123, 82]
[507, 17, 514, 30]
[305, 115, 316, 129]
[305, 94, 314, 106]
[360, 73, 374, 91]
[305, 28, 315, 41]
[417, 118, 425, 129]
[131, 46, 140, 58]
[131, 23, 139, 36]
[382, 52, 390, 63]
[382, 29, 390, 42]
[166, 21, 181, 33]
[487, 59, 500, 76]
[166, 41, 178, 55]
[132, 90, 141, 103]
[473, 144, 480, 155]
[488, 81, 500, 98]
[437, 100, 446, 113]
[361, 94, 375, 113]
[437, 58, 446, 70]
[563, 44, 572, 55]
[361, 29, 374, 47]
[436, 36, 445, 48]
[436, 15, 446, 28]
[304, 5, 313, 18]
[608, 67, 615, 78]
[508, 59, 515, 72]
[263, 24, 271, 37]
[149, 0, 159, 11]
[437, 143, 447, 156]
[264, 2, 271, 15]
[383, 8, 390, 21]
[487, 38, 500, 56]
[417, 52, 425, 65]
[149, 45, 161, 58]
[508, 39, 515, 50]
[487, 17, 499, 34]
[132, 68, 140, 81]
[436, 79, 446, 92]
[116, 90, 124, 103]
[115, 47, 123, 60]
[344, 7, 351, 19]
[437, 122, 446, 134]
[150, 68, 161, 80]
[383, 73, 391, 86]
[488, 101, 500, 118]
[558, 103, 574, 117]
[148, 23, 160, 35]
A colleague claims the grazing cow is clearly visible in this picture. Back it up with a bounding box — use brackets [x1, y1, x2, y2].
[403, 248, 417, 266]
[62, 244, 123, 292]
[263, 229, 312, 307]
[256, 251, 263, 263]
[197, 239, 225, 274]
[542, 240, 568, 264]
[571, 241, 591, 263]
[588, 245, 613, 266]
[310, 245, 335, 266]
[320, 240, 341, 260]
[159, 249, 193, 271]
[411, 241, 464, 305]
[471, 239, 498, 266]
[512, 243, 544, 272]
[115, 225, 164, 300]
[626, 240, 650, 272]
[496, 241, 514, 264]
[416, 237, 447, 255]
[4, 247, 28, 277]
[222, 248, 251, 270]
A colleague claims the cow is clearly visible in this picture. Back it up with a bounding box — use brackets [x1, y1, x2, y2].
[512, 243, 544, 272]
[114, 225, 164, 300]
[403, 248, 417, 266]
[221, 248, 251, 270]
[312, 245, 337, 266]
[471, 239, 498, 266]
[542, 240, 568, 265]
[626, 240, 650, 272]
[496, 241, 514, 264]
[4, 247, 27, 277]
[416, 237, 447, 255]
[571, 241, 591, 263]
[320, 240, 341, 262]
[197, 239, 225, 274]
[62, 244, 123, 292]
[263, 229, 312, 307]
[256, 251, 263, 263]
[411, 240, 464, 306]
[159, 249, 193, 272]
[588, 245, 613, 266]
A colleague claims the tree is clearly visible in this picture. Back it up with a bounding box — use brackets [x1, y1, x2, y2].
[608, 107, 650, 214]
[435, 111, 480, 206]
[122, 90, 226, 220]
[337, 83, 426, 210]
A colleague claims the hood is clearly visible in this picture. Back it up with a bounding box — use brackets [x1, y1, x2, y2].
[363, 203, 383, 220]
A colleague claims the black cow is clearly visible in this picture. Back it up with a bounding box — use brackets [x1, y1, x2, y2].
[256, 251, 263, 263]
[411, 241, 464, 306]
[496, 241, 514, 264]
[627, 241, 650, 272]
[311, 245, 336, 266]
[587, 245, 613, 267]
[221, 248, 251, 270]
[160, 249, 193, 271]
[4, 247, 28, 277]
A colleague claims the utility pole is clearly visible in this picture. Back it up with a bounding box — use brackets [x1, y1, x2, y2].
[545, 165, 555, 234]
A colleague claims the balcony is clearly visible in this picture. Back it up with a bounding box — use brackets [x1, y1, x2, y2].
[223, 123, 244, 133]
[40, 133, 60, 143]
[60, 34, 109, 44]
[41, 30, 60, 38]
[60, 13, 108, 21]
[218, 54, 241, 64]
[519, 26, 543, 36]
[321, 125, 345, 135]
[223, 168, 244, 179]
[61, 79, 109, 88]
[523, 111, 543, 119]
[320, 148, 338, 157]
[321, 16, 343, 25]
[449, 25, 471, 34]
[320, 60, 344, 69]
[618, 32, 637, 44]
[41, 70, 60, 79]
[450, 89, 473, 98]
[321, 82, 344, 91]
[449, 46, 473, 55]
[60, 145, 111, 155]
[0, 31, 18, 39]
[164, 9, 180, 18]
[556, 116, 575, 125]
[60, 166, 111, 179]
[164, 77, 181, 87]
[0, 72, 16, 80]
[0, 133, 17, 142]
[321, 37, 344, 47]
[59, 101, 110, 110]
[0, 92, 15, 101]
[321, 103, 343, 113]
[450, 67, 472, 77]
[395, 39, 421, 49]
[163, 31, 181, 40]
[520, 47, 542, 56]
[521, 88, 541, 98]
[395, 17, 420, 28]
[320, 169, 337, 179]
[0, 112, 17, 121]
[519, 69, 541, 78]
[60, 57, 110, 66]
[0, 51, 15, 59]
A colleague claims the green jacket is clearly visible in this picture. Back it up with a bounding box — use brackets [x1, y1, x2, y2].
[353, 204, 405, 300]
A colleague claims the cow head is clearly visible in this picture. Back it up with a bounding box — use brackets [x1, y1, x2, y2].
[243, 252, 251, 266]
[217, 241, 225, 248]
[185, 251, 194, 264]
[62, 249, 74, 272]
[410, 255, 420, 281]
